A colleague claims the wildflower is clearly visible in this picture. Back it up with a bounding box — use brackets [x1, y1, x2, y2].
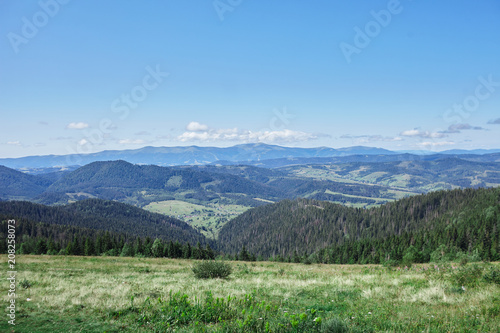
[462, 286, 466, 291]
[27, 298, 31, 301]
[368, 312, 372, 315]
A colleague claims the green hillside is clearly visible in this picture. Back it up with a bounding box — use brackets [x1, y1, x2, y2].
[0, 165, 53, 200]
[0, 199, 210, 246]
[218, 187, 500, 262]
[40, 160, 283, 207]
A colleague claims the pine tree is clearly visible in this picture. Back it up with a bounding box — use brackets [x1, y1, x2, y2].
[183, 243, 192, 259]
[120, 242, 134, 257]
[205, 244, 215, 260]
[84, 237, 95, 256]
[152, 238, 163, 258]
[134, 237, 143, 256]
[239, 245, 250, 261]
[35, 238, 47, 255]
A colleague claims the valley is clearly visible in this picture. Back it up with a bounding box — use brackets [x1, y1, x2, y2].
[143, 200, 249, 238]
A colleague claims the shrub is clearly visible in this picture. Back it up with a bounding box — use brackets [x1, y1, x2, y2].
[192, 260, 232, 279]
[20, 279, 33, 297]
[450, 264, 483, 287]
[483, 266, 500, 285]
[20, 279, 32, 289]
[321, 317, 349, 333]
[382, 259, 400, 268]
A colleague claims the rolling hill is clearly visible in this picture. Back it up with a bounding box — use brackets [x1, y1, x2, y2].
[0, 165, 53, 200]
[281, 158, 500, 192]
[39, 160, 284, 207]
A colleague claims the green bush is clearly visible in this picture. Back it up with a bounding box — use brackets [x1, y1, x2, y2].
[382, 259, 400, 268]
[19, 279, 32, 289]
[483, 266, 500, 285]
[192, 260, 232, 279]
[450, 264, 483, 287]
[321, 317, 349, 333]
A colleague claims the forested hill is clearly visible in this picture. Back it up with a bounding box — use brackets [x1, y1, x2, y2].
[0, 199, 210, 246]
[40, 160, 283, 206]
[218, 187, 500, 260]
[0, 165, 52, 199]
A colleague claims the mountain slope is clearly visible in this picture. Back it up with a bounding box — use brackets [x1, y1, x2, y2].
[217, 187, 500, 259]
[0, 165, 52, 200]
[37, 160, 284, 206]
[0, 199, 210, 246]
[282, 158, 500, 192]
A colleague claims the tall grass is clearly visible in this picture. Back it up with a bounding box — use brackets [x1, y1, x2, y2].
[0, 255, 499, 332]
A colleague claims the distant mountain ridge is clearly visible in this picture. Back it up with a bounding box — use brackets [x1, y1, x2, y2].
[2, 143, 500, 170]
[0, 144, 398, 169]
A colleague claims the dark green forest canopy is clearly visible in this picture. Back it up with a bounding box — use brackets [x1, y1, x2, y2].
[218, 187, 500, 261]
[0, 198, 210, 247]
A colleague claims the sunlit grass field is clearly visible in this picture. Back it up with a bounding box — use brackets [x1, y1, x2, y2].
[143, 200, 249, 238]
[1, 255, 499, 332]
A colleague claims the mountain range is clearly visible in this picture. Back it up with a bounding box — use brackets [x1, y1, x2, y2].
[3, 143, 500, 169]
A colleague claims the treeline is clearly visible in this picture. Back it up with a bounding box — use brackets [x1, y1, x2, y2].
[219, 187, 500, 262]
[0, 218, 216, 260]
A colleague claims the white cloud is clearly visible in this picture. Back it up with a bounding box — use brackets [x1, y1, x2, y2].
[78, 139, 88, 145]
[178, 126, 318, 144]
[118, 139, 146, 145]
[186, 121, 209, 132]
[442, 123, 485, 133]
[400, 129, 447, 139]
[416, 141, 455, 148]
[67, 122, 89, 129]
[340, 134, 402, 142]
[7, 141, 21, 146]
[487, 118, 500, 125]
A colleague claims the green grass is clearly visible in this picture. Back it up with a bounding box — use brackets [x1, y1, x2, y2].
[143, 200, 249, 238]
[1, 255, 499, 332]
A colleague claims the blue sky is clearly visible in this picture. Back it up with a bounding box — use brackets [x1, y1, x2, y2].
[1, 0, 499, 158]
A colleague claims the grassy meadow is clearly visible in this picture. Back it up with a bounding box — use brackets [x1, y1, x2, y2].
[1, 255, 499, 332]
[143, 200, 249, 238]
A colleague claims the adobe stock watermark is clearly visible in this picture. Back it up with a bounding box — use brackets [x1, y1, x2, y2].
[64, 65, 169, 165]
[213, 0, 243, 21]
[7, 0, 72, 54]
[443, 74, 499, 124]
[339, 0, 406, 64]
[419, 74, 499, 152]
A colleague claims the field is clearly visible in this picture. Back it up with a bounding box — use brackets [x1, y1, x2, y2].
[2, 255, 499, 332]
[143, 200, 250, 238]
